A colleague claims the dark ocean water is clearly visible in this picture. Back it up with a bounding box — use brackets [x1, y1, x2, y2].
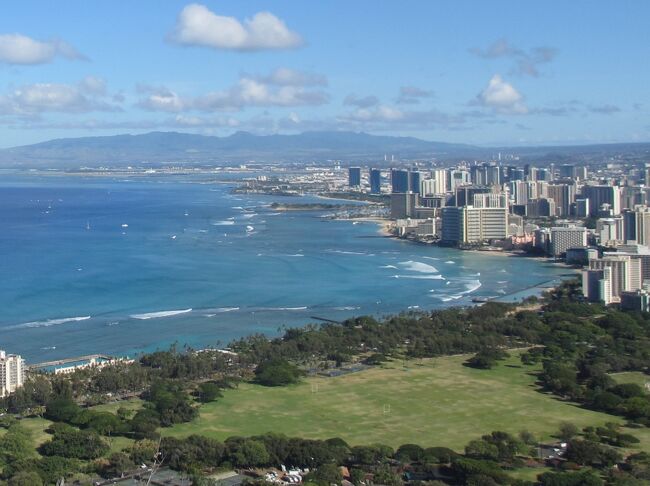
[0, 174, 569, 362]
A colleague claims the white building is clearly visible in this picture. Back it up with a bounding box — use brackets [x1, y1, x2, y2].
[422, 168, 448, 195]
[0, 351, 25, 398]
[440, 193, 508, 245]
[585, 254, 642, 303]
[550, 226, 588, 257]
[597, 217, 624, 246]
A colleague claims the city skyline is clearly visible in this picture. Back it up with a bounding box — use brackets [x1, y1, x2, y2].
[1, 1, 648, 148]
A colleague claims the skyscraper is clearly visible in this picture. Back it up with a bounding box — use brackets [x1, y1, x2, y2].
[391, 169, 410, 193]
[410, 171, 421, 194]
[582, 185, 621, 216]
[547, 184, 576, 217]
[0, 351, 25, 398]
[348, 167, 361, 187]
[369, 168, 382, 194]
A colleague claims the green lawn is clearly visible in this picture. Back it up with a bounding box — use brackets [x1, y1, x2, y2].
[18, 416, 54, 447]
[611, 371, 650, 388]
[92, 398, 143, 415]
[163, 353, 649, 451]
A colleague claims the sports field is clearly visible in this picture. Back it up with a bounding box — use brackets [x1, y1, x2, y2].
[163, 353, 650, 451]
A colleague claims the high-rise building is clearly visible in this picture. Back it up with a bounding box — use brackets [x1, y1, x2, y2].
[558, 164, 576, 179]
[391, 169, 410, 193]
[632, 207, 650, 246]
[547, 184, 576, 217]
[597, 217, 624, 246]
[574, 198, 590, 218]
[348, 167, 361, 187]
[429, 168, 448, 195]
[583, 267, 613, 304]
[486, 166, 500, 185]
[587, 255, 642, 302]
[549, 226, 588, 257]
[390, 192, 417, 219]
[604, 244, 650, 283]
[473, 193, 508, 209]
[410, 171, 421, 194]
[455, 185, 491, 207]
[582, 185, 621, 216]
[527, 198, 556, 218]
[0, 351, 25, 398]
[470, 165, 487, 185]
[440, 195, 507, 245]
[448, 169, 470, 191]
[369, 168, 382, 194]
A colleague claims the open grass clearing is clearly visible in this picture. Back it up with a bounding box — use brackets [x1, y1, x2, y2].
[163, 352, 650, 452]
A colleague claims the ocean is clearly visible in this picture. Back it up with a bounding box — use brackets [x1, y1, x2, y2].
[0, 173, 570, 362]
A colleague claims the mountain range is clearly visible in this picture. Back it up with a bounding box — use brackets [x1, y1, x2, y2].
[0, 131, 648, 168]
[0, 131, 479, 168]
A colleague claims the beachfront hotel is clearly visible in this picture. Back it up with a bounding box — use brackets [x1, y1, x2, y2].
[0, 350, 25, 398]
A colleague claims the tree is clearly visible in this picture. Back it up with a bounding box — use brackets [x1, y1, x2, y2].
[129, 439, 159, 464]
[394, 443, 424, 463]
[557, 423, 579, 442]
[465, 348, 509, 370]
[40, 427, 109, 459]
[0, 423, 35, 465]
[144, 380, 198, 426]
[228, 438, 270, 467]
[309, 463, 343, 486]
[422, 447, 458, 464]
[349, 468, 366, 485]
[196, 382, 223, 403]
[44, 397, 81, 423]
[130, 408, 161, 439]
[538, 470, 603, 486]
[8, 471, 43, 486]
[372, 465, 402, 486]
[254, 359, 303, 387]
[101, 452, 135, 478]
[465, 440, 499, 461]
[518, 430, 536, 446]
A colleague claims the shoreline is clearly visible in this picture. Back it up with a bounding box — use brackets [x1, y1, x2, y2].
[334, 216, 394, 236]
[8, 182, 574, 365]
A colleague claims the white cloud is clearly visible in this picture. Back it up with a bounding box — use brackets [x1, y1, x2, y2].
[346, 105, 405, 122]
[470, 38, 558, 77]
[250, 68, 327, 87]
[137, 71, 329, 113]
[0, 78, 120, 116]
[343, 94, 379, 108]
[476, 74, 528, 114]
[340, 105, 464, 131]
[0, 33, 85, 65]
[169, 3, 303, 51]
[396, 86, 433, 104]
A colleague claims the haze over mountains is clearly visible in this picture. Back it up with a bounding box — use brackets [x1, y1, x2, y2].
[0, 131, 648, 168]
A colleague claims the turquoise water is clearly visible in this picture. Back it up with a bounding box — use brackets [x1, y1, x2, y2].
[0, 174, 570, 362]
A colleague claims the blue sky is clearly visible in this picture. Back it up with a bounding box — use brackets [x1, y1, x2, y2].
[0, 1, 648, 147]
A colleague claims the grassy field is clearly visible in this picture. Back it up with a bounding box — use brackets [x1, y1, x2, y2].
[611, 371, 650, 388]
[163, 353, 650, 451]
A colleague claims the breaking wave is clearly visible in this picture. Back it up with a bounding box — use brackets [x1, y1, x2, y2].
[6, 315, 91, 330]
[130, 309, 192, 320]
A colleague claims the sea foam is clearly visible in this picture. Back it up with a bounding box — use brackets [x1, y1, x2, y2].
[130, 309, 192, 320]
[399, 260, 439, 273]
[7, 315, 91, 330]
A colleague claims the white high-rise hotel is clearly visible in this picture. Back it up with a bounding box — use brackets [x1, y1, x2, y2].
[0, 350, 25, 398]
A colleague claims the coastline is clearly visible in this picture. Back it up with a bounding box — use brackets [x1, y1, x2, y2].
[5, 178, 574, 364]
[336, 216, 394, 236]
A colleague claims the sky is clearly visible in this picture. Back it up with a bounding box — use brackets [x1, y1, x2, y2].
[0, 1, 648, 148]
